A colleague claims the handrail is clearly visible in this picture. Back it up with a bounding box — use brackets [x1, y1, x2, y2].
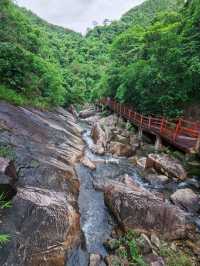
[98, 98, 200, 153]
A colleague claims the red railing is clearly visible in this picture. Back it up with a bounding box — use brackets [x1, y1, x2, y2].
[98, 98, 200, 153]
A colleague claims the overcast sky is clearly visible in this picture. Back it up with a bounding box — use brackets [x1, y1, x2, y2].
[16, 0, 145, 34]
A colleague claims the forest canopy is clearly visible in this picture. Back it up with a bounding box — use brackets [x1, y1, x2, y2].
[0, 0, 199, 117]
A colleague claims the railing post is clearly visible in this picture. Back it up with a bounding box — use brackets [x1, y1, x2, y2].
[195, 133, 200, 152]
[148, 117, 151, 129]
[160, 118, 165, 134]
[128, 109, 131, 120]
[140, 115, 143, 127]
[173, 119, 181, 142]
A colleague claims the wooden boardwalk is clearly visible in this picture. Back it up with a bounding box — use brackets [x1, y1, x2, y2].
[99, 98, 200, 154]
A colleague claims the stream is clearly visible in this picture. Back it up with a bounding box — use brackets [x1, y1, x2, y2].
[68, 119, 200, 266]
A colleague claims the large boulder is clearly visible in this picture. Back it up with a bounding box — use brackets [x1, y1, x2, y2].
[98, 180, 187, 240]
[0, 102, 84, 265]
[146, 154, 187, 180]
[0, 187, 80, 266]
[109, 141, 136, 157]
[170, 188, 200, 213]
[79, 109, 96, 119]
[91, 123, 106, 155]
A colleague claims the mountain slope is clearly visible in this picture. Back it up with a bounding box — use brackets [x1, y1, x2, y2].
[0, 0, 186, 112]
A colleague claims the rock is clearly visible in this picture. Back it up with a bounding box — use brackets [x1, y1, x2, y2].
[102, 180, 187, 240]
[118, 174, 147, 193]
[137, 157, 148, 170]
[68, 104, 78, 118]
[99, 115, 118, 130]
[178, 177, 200, 190]
[146, 154, 187, 180]
[138, 234, 153, 255]
[0, 103, 84, 265]
[144, 174, 169, 185]
[109, 141, 135, 157]
[151, 234, 161, 249]
[170, 188, 200, 213]
[144, 253, 165, 266]
[114, 134, 129, 145]
[1, 186, 80, 265]
[105, 255, 129, 266]
[84, 115, 101, 126]
[91, 123, 106, 145]
[91, 123, 106, 155]
[89, 253, 101, 266]
[79, 109, 96, 119]
[92, 144, 105, 155]
[0, 157, 17, 179]
[103, 238, 120, 251]
[186, 240, 200, 256]
[81, 156, 96, 170]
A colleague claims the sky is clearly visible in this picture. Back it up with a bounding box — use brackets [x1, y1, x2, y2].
[16, 0, 145, 34]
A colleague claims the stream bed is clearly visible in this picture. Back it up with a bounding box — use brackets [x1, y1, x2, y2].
[68, 120, 200, 265]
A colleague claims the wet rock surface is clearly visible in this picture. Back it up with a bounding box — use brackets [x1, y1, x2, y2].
[0, 102, 84, 265]
[1, 104, 199, 265]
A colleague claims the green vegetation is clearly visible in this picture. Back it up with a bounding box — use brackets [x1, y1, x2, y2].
[0, 193, 11, 246]
[1, 0, 200, 118]
[115, 230, 147, 266]
[0, 144, 15, 160]
[97, 0, 200, 117]
[106, 230, 193, 266]
[159, 245, 193, 266]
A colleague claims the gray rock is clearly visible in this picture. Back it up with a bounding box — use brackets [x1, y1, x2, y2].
[138, 234, 153, 255]
[0, 102, 84, 265]
[145, 174, 169, 185]
[146, 154, 187, 180]
[171, 188, 200, 213]
[101, 180, 187, 240]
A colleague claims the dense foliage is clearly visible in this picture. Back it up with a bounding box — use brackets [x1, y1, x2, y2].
[0, 0, 199, 117]
[98, 0, 200, 117]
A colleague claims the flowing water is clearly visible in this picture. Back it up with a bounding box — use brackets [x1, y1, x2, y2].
[68, 120, 200, 265]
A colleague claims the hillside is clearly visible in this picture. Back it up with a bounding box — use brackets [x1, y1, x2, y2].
[1, 0, 198, 119]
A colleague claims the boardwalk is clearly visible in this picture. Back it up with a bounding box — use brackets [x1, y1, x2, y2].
[99, 98, 200, 154]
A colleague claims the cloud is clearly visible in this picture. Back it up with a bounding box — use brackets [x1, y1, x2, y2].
[16, 0, 144, 34]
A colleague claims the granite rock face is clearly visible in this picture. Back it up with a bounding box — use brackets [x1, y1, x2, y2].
[0, 102, 84, 266]
[96, 179, 187, 240]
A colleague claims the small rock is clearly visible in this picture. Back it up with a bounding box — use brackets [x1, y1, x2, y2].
[151, 234, 161, 249]
[68, 104, 78, 118]
[138, 234, 153, 255]
[81, 156, 96, 170]
[105, 255, 128, 266]
[145, 174, 169, 185]
[103, 238, 120, 251]
[171, 188, 200, 213]
[178, 178, 200, 190]
[89, 253, 101, 266]
[0, 157, 17, 179]
[144, 253, 165, 266]
[137, 157, 147, 170]
[170, 242, 177, 251]
[114, 134, 129, 145]
[186, 240, 200, 256]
